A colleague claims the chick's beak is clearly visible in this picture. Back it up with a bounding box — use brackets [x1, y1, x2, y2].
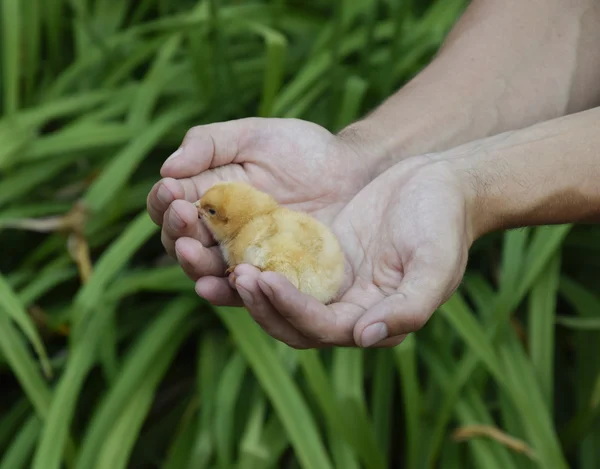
[193, 200, 204, 219]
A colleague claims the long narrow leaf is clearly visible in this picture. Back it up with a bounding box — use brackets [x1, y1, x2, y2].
[0, 274, 52, 377]
[216, 308, 334, 469]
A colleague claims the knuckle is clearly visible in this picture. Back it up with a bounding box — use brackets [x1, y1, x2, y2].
[184, 125, 206, 141]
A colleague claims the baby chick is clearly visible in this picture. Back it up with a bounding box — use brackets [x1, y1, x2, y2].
[194, 182, 345, 304]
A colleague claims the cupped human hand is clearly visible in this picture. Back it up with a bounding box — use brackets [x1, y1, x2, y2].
[230, 156, 474, 348]
[146, 117, 378, 306]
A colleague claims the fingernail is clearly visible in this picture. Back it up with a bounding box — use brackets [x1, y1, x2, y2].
[237, 285, 253, 307]
[170, 210, 185, 230]
[361, 322, 388, 347]
[166, 147, 183, 162]
[157, 185, 173, 205]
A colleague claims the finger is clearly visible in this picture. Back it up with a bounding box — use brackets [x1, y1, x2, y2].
[147, 177, 201, 226]
[233, 265, 320, 349]
[162, 199, 215, 257]
[257, 271, 361, 346]
[353, 258, 454, 347]
[175, 237, 228, 280]
[160, 118, 260, 178]
[195, 277, 243, 307]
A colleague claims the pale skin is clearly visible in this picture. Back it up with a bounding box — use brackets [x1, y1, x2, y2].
[147, 0, 600, 348]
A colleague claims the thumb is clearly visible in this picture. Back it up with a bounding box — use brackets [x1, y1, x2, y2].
[353, 259, 459, 347]
[160, 118, 259, 179]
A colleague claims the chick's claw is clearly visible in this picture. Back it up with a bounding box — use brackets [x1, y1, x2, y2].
[226, 265, 239, 287]
[228, 273, 237, 287]
[227, 264, 264, 287]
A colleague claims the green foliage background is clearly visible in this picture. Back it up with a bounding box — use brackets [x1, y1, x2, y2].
[1, 0, 599, 468]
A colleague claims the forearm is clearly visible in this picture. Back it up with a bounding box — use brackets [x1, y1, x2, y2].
[446, 105, 600, 240]
[342, 0, 600, 177]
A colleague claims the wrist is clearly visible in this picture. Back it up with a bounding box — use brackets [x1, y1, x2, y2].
[447, 109, 600, 240]
[336, 118, 394, 183]
[448, 150, 508, 242]
[337, 112, 439, 184]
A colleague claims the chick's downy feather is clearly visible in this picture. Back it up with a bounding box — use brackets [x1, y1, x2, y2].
[195, 182, 345, 304]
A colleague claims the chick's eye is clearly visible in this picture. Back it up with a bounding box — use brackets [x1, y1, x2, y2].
[208, 208, 216, 215]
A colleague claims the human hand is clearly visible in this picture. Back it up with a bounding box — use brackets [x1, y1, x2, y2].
[146, 117, 380, 304]
[228, 156, 473, 348]
[181, 104, 600, 349]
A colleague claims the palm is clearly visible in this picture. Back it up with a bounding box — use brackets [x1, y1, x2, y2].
[146, 117, 375, 318]
[177, 118, 371, 223]
[327, 160, 469, 337]
[230, 159, 471, 348]
[148, 118, 471, 349]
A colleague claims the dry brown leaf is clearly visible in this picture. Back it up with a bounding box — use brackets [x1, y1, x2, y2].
[1, 200, 93, 284]
[453, 424, 537, 460]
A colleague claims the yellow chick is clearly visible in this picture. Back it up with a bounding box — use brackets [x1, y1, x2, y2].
[194, 182, 345, 304]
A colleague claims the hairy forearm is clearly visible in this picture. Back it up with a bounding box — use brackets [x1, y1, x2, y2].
[343, 0, 600, 177]
[445, 105, 600, 240]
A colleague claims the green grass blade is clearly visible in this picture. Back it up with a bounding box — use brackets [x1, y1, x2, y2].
[558, 276, 600, 456]
[555, 316, 600, 330]
[84, 103, 198, 212]
[244, 22, 287, 117]
[237, 395, 269, 469]
[421, 345, 517, 469]
[393, 335, 421, 469]
[370, 349, 394, 463]
[94, 382, 154, 469]
[216, 307, 334, 469]
[0, 158, 74, 207]
[24, 124, 132, 162]
[1, 0, 20, 115]
[71, 212, 159, 333]
[260, 415, 291, 469]
[298, 349, 386, 469]
[331, 348, 363, 469]
[187, 332, 230, 468]
[0, 415, 40, 469]
[214, 353, 247, 469]
[334, 74, 368, 131]
[94, 324, 192, 469]
[518, 225, 571, 299]
[0, 303, 52, 419]
[17, 259, 74, 306]
[15, 90, 116, 127]
[30, 302, 116, 469]
[439, 293, 504, 379]
[528, 251, 560, 411]
[163, 401, 198, 469]
[425, 225, 571, 466]
[499, 335, 568, 469]
[559, 276, 600, 317]
[499, 228, 530, 296]
[127, 35, 182, 128]
[0, 398, 29, 448]
[0, 273, 52, 377]
[74, 296, 198, 469]
[441, 291, 568, 468]
[0, 119, 33, 169]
